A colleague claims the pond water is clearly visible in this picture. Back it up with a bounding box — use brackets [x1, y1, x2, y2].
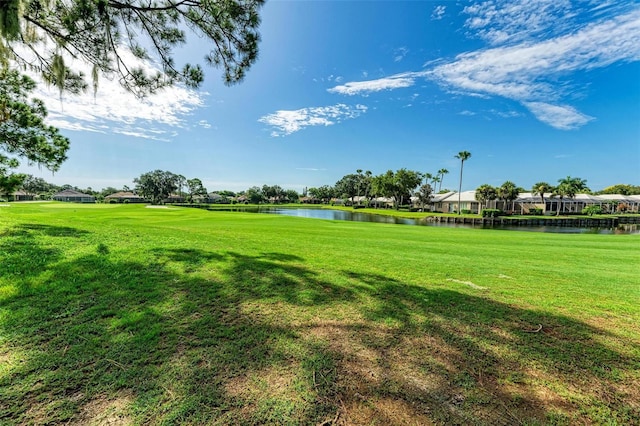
[211, 207, 639, 234]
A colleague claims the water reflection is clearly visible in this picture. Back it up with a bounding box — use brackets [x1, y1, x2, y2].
[211, 207, 639, 234]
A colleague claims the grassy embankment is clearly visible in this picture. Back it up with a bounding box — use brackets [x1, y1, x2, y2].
[1, 202, 638, 425]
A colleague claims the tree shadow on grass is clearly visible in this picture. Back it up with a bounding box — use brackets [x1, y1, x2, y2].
[1, 232, 638, 425]
[0, 242, 346, 424]
[0, 224, 81, 280]
[1, 223, 90, 238]
[329, 271, 640, 425]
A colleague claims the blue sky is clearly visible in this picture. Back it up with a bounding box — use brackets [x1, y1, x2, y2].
[18, 0, 640, 193]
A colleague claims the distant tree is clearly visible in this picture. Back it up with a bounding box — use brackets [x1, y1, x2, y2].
[497, 181, 519, 213]
[437, 168, 449, 192]
[308, 185, 334, 204]
[100, 187, 120, 197]
[245, 186, 264, 204]
[334, 174, 359, 204]
[597, 184, 640, 195]
[1, 69, 69, 197]
[360, 170, 373, 205]
[354, 169, 371, 204]
[134, 170, 179, 204]
[1, 0, 265, 97]
[423, 172, 433, 187]
[79, 187, 97, 196]
[284, 189, 299, 203]
[176, 174, 187, 200]
[454, 151, 472, 215]
[531, 182, 554, 213]
[475, 184, 497, 209]
[187, 178, 208, 202]
[21, 175, 57, 195]
[262, 184, 285, 203]
[307, 187, 319, 200]
[318, 185, 336, 203]
[553, 176, 588, 215]
[432, 176, 441, 192]
[415, 183, 433, 210]
[372, 169, 422, 209]
[395, 169, 422, 208]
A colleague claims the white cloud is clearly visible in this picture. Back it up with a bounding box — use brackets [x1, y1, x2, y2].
[432, 5, 446, 20]
[490, 109, 522, 118]
[296, 167, 327, 171]
[393, 47, 409, 62]
[322, 5, 638, 130]
[429, 8, 640, 128]
[459, 110, 476, 116]
[328, 72, 426, 96]
[523, 102, 593, 129]
[19, 47, 205, 140]
[259, 104, 368, 137]
[463, 0, 575, 45]
[198, 120, 212, 129]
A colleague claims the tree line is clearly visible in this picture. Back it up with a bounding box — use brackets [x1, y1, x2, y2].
[6, 167, 639, 209]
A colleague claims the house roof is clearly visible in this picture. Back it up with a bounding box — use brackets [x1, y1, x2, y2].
[432, 191, 456, 202]
[54, 189, 94, 198]
[104, 191, 143, 199]
[593, 194, 633, 201]
[442, 190, 478, 202]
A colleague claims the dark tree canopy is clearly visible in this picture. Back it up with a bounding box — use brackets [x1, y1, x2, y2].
[0, 68, 69, 195]
[372, 169, 422, 209]
[134, 169, 179, 204]
[0, 0, 265, 96]
[186, 177, 207, 202]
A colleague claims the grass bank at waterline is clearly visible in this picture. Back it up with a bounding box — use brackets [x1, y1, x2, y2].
[1, 203, 638, 425]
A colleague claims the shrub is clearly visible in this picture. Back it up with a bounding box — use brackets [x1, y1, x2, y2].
[109, 199, 117, 204]
[529, 208, 543, 216]
[582, 205, 602, 216]
[481, 209, 504, 218]
[461, 209, 472, 214]
[123, 199, 130, 204]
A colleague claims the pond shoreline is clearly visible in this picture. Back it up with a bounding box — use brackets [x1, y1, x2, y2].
[174, 204, 640, 234]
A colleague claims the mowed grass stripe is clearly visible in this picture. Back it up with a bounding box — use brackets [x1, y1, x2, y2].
[0, 203, 638, 425]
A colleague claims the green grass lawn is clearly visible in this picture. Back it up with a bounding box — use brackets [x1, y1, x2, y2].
[1, 202, 638, 425]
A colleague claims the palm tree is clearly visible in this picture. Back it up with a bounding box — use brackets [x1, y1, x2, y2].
[432, 176, 441, 192]
[437, 168, 449, 192]
[356, 169, 363, 205]
[554, 176, 588, 215]
[454, 151, 471, 214]
[497, 181, 519, 213]
[475, 184, 497, 209]
[423, 172, 433, 186]
[531, 181, 553, 214]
